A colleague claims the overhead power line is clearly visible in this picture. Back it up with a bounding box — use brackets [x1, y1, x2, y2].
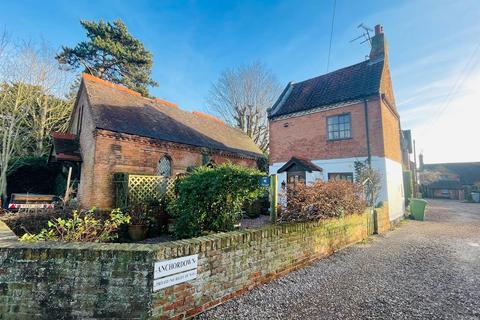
[422, 41, 480, 136]
[326, 0, 336, 72]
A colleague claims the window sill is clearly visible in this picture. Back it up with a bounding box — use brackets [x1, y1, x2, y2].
[327, 137, 353, 142]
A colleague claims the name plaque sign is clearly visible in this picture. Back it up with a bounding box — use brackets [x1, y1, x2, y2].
[153, 254, 198, 291]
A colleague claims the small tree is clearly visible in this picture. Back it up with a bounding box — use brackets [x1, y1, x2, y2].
[354, 160, 382, 208]
[56, 19, 158, 96]
[206, 62, 281, 152]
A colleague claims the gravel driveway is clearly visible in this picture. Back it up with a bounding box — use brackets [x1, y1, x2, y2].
[196, 200, 480, 320]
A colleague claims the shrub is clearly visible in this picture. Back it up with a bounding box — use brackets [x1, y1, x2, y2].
[124, 202, 152, 225]
[19, 208, 130, 242]
[1, 209, 73, 237]
[244, 191, 270, 218]
[279, 180, 366, 222]
[170, 163, 265, 239]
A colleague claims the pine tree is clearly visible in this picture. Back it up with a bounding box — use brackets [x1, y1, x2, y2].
[56, 19, 158, 96]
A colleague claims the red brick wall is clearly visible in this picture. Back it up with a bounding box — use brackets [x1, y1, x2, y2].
[68, 89, 96, 206]
[269, 57, 403, 166]
[80, 130, 257, 209]
[269, 100, 385, 164]
[380, 101, 402, 163]
[379, 59, 402, 164]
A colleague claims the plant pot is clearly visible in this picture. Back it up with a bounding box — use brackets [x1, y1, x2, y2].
[128, 224, 149, 241]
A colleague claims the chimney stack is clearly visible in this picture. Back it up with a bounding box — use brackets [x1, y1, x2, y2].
[369, 24, 388, 61]
[419, 153, 424, 171]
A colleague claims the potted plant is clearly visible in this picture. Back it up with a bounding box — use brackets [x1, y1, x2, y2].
[126, 203, 151, 241]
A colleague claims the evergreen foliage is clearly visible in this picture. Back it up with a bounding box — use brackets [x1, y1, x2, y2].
[169, 163, 265, 239]
[56, 19, 158, 96]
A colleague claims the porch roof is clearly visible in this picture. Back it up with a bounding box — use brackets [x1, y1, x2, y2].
[277, 157, 323, 173]
[49, 132, 82, 162]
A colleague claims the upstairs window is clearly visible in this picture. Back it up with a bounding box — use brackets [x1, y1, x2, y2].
[157, 156, 172, 177]
[327, 113, 351, 140]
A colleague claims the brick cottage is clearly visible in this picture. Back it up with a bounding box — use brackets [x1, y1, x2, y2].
[268, 25, 406, 221]
[50, 74, 263, 208]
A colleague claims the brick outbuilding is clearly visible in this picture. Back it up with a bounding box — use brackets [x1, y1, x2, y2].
[51, 74, 263, 209]
[269, 24, 406, 221]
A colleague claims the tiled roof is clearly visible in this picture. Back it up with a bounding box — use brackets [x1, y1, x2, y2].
[51, 132, 82, 162]
[277, 157, 323, 173]
[81, 74, 263, 158]
[423, 162, 480, 186]
[269, 60, 384, 118]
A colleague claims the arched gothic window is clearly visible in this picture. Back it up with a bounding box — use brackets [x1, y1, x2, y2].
[157, 156, 172, 177]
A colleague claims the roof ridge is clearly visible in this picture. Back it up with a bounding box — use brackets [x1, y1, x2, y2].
[82, 72, 180, 110]
[294, 60, 369, 86]
[152, 97, 178, 108]
[82, 73, 142, 97]
[191, 111, 225, 125]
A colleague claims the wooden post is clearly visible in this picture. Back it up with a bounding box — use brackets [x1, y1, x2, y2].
[64, 166, 72, 203]
[270, 174, 278, 224]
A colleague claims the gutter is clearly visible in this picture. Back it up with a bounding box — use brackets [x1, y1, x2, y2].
[363, 99, 372, 166]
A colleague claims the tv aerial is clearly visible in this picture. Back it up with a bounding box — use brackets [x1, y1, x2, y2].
[350, 23, 373, 47]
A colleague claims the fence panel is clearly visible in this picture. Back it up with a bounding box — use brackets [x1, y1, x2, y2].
[114, 173, 176, 207]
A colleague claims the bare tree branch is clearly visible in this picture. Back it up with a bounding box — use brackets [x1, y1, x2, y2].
[206, 62, 281, 153]
[0, 35, 74, 202]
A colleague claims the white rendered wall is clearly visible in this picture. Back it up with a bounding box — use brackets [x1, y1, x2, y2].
[269, 156, 405, 221]
[383, 158, 405, 221]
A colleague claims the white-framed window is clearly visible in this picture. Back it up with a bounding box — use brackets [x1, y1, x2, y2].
[328, 172, 354, 182]
[327, 113, 351, 140]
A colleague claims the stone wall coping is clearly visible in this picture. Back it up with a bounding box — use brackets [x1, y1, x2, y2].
[0, 211, 367, 255]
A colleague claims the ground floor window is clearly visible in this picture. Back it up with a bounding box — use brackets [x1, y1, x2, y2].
[328, 172, 353, 182]
[157, 155, 172, 177]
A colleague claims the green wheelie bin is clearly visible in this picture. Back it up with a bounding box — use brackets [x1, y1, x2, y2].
[409, 198, 427, 221]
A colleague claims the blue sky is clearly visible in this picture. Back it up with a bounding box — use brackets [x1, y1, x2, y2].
[2, 0, 480, 163]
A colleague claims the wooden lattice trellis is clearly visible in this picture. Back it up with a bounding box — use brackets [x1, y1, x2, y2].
[114, 173, 176, 208]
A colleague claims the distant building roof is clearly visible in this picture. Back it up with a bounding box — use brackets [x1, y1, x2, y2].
[269, 60, 384, 118]
[50, 132, 82, 162]
[423, 162, 480, 186]
[277, 157, 323, 173]
[428, 180, 462, 190]
[81, 74, 263, 159]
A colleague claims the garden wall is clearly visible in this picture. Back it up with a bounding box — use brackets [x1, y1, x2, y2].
[375, 201, 391, 234]
[375, 205, 391, 234]
[0, 221, 154, 319]
[0, 211, 368, 319]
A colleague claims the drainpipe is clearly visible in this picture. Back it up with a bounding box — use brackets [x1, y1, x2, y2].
[363, 99, 372, 166]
